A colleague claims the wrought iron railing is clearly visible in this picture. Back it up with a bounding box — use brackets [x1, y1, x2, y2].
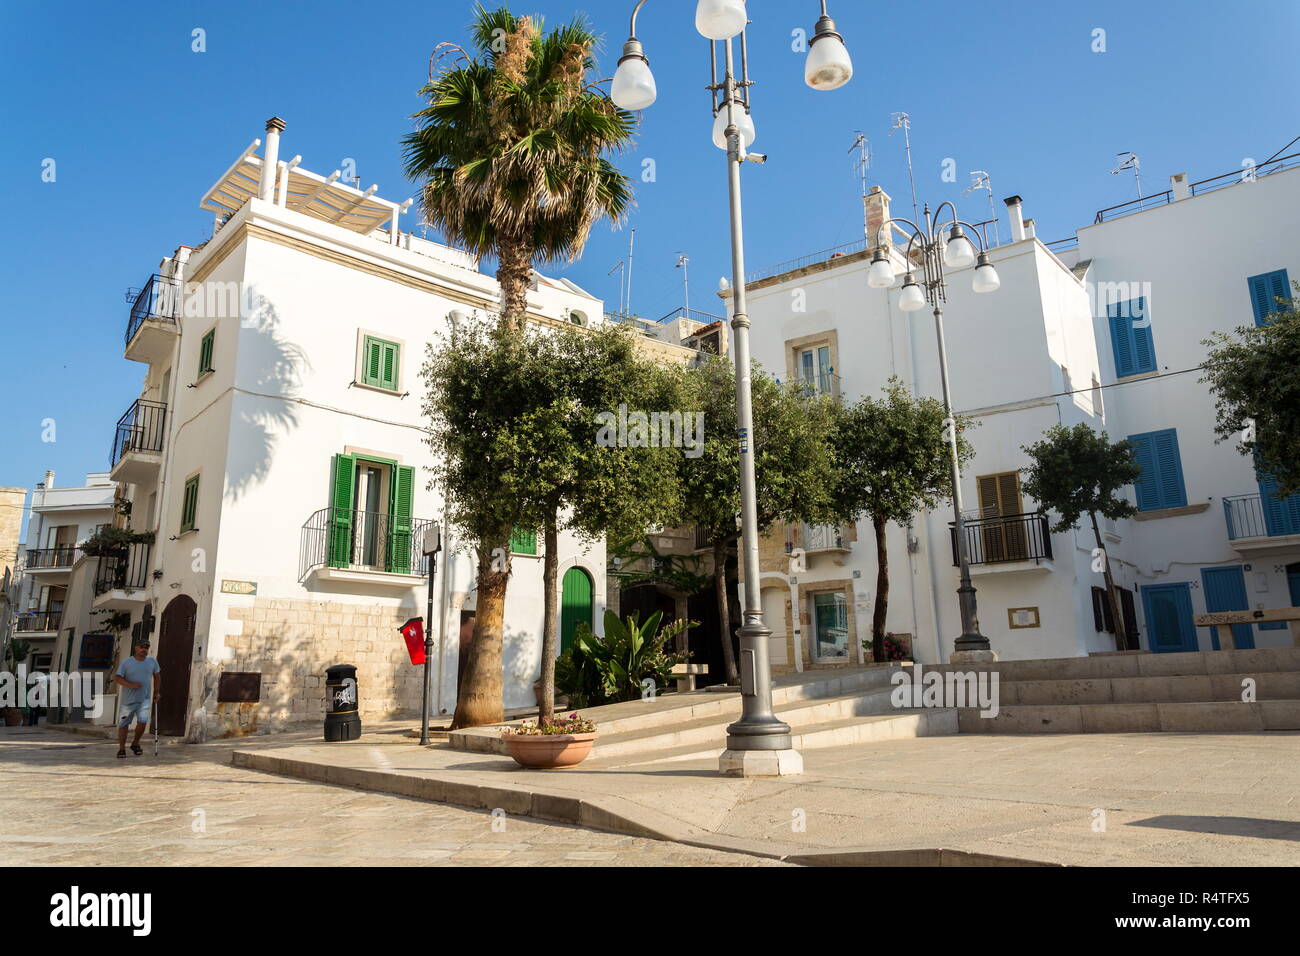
[25, 547, 79, 570]
[16, 610, 62, 632]
[93, 542, 152, 595]
[802, 523, 846, 552]
[111, 399, 167, 468]
[1225, 493, 1300, 540]
[796, 371, 841, 400]
[126, 274, 181, 346]
[950, 512, 1053, 567]
[300, 508, 433, 580]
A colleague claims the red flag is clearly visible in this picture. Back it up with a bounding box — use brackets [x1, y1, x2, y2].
[399, 617, 426, 665]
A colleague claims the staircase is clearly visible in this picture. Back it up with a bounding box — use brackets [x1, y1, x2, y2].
[933, 647, 1300, 733]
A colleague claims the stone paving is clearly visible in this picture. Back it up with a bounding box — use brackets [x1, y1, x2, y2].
[0, 727, 785, 867]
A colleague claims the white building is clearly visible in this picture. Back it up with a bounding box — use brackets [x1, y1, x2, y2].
[94, 117, 633, 738]
[736, 152, 1299, 669]
[11, 471, 115, 674]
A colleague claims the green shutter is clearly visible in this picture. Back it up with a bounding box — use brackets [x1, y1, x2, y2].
[180, 476, 199, 532]
[387, 465, 414, 574]
[199, 329, 215, 375]
[510, 527, 537, 555]
[362, 336, 400, 391]
[328, 454, 356, 568]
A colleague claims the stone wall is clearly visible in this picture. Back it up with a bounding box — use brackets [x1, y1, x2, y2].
[213, 597, 422, 737]
[0, 487, 26, 577]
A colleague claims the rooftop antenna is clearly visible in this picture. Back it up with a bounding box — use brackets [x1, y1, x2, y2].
[676, 252, 691, 322]
[1111, 151, 1143, 199]
[850, 132, 872, 240]
[890, 112, 920, 224]
[626, 228, 637, 319]
[607, 260, 627, 318]
[965, 170, 1000, 247]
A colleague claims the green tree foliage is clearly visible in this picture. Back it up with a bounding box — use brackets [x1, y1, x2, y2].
[1202, 283, 1300, 495]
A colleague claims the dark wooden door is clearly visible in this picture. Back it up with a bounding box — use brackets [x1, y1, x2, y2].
[156, 595, 196, 736]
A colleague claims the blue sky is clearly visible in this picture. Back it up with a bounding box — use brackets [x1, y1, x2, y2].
[2, 0, 1296, 509]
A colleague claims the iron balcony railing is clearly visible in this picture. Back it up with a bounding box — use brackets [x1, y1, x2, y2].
[1224, 493, 1300, 540]
[93, 541, 152, 596]
[300, 508, 434, 580]
[950, 512, 1053, 567]
[111, 399, 167, 468]
[796, 371, 841, 400]
[1093, 152, 1300, 224]
[802, 523, 846, 552]
[25, 546, 79, 570]
[16, 610, 62, 632]
[126, 274, 182, 347]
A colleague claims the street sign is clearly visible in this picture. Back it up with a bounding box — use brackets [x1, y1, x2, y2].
[421, 522, 442, 556]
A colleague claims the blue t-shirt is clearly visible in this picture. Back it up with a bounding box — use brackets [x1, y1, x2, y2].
[115, 656, 160, 706]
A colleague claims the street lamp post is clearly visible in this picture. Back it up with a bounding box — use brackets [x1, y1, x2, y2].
[866, 204, 1003, 661]
[612, 0, 853, 776]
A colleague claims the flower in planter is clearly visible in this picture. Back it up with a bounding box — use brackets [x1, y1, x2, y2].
[502, 713, 597, 736]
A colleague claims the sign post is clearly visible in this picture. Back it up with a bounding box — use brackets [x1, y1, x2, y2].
[419, 523, 442, 745]
[1193, 607, 1300, 649]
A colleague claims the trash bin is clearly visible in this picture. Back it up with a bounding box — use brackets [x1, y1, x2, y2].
[324, 664, 361, 741]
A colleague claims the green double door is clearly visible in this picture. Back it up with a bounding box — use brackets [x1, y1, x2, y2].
[559, 567, 593, 653]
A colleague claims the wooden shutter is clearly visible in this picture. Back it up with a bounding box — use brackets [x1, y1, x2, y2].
[977, 472, 1026, 562]
[362, 336, 400, 390]
[1151, 430, 1186, 509]
[1108, 298, 1156, 377]
[510, 528, 537, 555]
[180, 476, 199, 532]
[363, 338, 384, 387]
[381, 342, 399, 390]
[328, 454, 356, 568]
[387, 464, 414, 574]
[199, 330, 215, 375]
[1248, 269, 1290, 326]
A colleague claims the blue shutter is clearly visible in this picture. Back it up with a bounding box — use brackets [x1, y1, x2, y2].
[1200, 566, 1256, 651]
[1108, 298, 1156, 377]
[1129, 429, 1186, 511]
[1108, 305, 1134, 378]
[1257, 475, 1300, 537]
[1248, 269, 1290, 326]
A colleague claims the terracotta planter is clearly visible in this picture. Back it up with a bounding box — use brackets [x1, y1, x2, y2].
[502, 731, 597, 769]
[2, 708, 23, 727]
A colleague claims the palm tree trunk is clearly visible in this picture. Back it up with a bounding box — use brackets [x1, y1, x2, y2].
[496, 238, 532, 332]
[1090, 512, 1126, 651]
[452, 539, 510, 728]
[539, 517, 560, 724]
[713, 538, 739, 684]
[871, 512, 889, 663]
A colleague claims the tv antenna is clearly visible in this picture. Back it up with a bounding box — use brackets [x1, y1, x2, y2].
[1110, 151, 1143, 199]
[964, 170, 1000, 247]
[850, 132, 872, 240]
[675, 253, 691, 322]
[890, 112, 920, 224]
[608, 260, 627, 318]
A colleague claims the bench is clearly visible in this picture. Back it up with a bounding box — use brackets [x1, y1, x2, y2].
[671, 662, 709, 693]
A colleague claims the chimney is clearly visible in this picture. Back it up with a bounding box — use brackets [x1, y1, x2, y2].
[1023, 217, 1037, 239]
[258, 117, 286, 202]
[44, 470, 54, 490]
[1004, 195, 1025, 242]
[1171, 172, 1190, 201]
[865, 185, 893, 248]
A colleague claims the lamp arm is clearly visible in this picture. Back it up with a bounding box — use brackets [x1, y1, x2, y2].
[629, 0, 651, 39]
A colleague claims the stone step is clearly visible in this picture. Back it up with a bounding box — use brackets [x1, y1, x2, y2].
[589, 709, 958, 767]
[957, 699, 1300, 734]
[1002, 672, 1300, 705]
[928, 647, 1300, 683]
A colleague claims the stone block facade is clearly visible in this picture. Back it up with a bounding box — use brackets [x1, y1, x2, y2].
[212, 597, 421, 737]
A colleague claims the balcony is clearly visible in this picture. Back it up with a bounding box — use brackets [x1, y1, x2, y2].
[300, 508, 434, 587]
[92, 541, 153, 609]
[1224, 494, 1300, 556]
[796, 370, 841, 401]
[24, 546, 79, 573]
[125, 274, 181, 364]
[951, 512, 1054, 573]
[15, 610, 62, 633]
[110, 399, 167, 486]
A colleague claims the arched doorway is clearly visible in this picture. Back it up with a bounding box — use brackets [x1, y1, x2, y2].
[559, 567, 594, 653]
[156, 595, 196, 736]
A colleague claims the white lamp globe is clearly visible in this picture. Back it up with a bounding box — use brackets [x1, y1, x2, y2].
[612, 56, 657, 111]
[943, 232, 976, 268]
[972, 255, 1001, 294]
[805, 33, 853, 90]
[899, 277, 926, 312]
[696, 0, 747, 40]
[867, 255, 895, 289]
[712, 104, 756, 150]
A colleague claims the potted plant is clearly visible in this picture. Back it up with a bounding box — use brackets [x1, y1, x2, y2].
[2, 639, 31, 726]
[501, 713, 597, 769]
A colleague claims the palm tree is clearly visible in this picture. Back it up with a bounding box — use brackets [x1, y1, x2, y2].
[403, 5, 636, 728]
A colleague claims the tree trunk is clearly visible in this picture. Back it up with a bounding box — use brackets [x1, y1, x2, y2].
[871, 512, 890, 663]
[712, 538, 739, 685]
[1091, 512, 1126, 652]
[451, 540, 510, 729]
[496, 239, 532, 333]
[539, 518, 560, 724]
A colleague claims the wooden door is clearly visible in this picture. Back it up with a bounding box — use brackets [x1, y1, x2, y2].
[156, 595, 196, 736]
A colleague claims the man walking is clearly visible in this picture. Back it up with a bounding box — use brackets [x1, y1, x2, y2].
[113, 639, 160, 758]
